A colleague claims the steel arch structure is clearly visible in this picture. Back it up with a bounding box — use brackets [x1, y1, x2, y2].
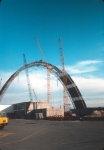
[0, 61, 87, 109]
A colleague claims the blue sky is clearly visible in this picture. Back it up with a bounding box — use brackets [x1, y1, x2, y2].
[0, 0, 104, 108]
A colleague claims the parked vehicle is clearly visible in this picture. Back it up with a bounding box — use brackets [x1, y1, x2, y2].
[0, 111, 9, 130]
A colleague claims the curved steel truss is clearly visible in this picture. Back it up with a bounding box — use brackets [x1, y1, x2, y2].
[0, 61, 87, 109]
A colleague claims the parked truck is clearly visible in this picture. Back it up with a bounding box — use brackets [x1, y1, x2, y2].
[0, 111, 9, 130]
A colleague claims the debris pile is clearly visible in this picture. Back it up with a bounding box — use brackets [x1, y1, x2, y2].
[92, 110, 104, 117]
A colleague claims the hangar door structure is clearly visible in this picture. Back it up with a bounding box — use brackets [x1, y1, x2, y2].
[0, 61, 87, 109]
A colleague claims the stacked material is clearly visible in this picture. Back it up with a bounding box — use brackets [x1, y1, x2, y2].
[92, 110, 104, 117]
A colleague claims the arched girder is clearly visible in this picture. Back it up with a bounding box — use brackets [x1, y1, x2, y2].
[0, 61, 87, 109]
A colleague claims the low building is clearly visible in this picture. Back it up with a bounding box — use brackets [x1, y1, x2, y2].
[13, 101, 64, 119]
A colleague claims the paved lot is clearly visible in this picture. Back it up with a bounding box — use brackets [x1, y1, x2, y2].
[0, 119, 104, 150]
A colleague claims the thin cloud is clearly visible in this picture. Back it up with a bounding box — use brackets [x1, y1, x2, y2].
[73, 76, 104, 93]
[66, 60, 102, 74]
[73, 76, 104, 107]
[1, 65, 104, 108]
[0, 69, 63, 104]
[86, 100, 104, 108]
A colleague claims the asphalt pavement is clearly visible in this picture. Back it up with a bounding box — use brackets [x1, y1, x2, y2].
[0, 119, 104, 150]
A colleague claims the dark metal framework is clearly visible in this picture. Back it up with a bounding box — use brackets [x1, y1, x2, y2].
[0, 61, 87, 109]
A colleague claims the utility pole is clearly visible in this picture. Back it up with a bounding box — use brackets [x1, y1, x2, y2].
[59, 38, 69, 112]
[23, 54, 33, 102]
[36, 38, 51, 104]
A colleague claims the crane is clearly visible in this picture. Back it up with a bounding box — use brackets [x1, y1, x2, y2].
[0, 78, 2, 90]
[33, 89, 38, 109]
[0, 78, 2, 85]
[23, 54, 33, 102]
[59, 38, 69, 112]
[33, 89, 38, 102]
[36, 38, 51, 104]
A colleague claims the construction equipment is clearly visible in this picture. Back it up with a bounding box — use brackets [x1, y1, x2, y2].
[0, 78, 2, 88]
[36, 38, 51, 103]
[0, 78, 2, 93]
[23, 54, 33, 101]
[0, 111, 9, 130]
[33, 89, 38, 102]
[59, 38, 70, 112]
[33, 89, 38, 109]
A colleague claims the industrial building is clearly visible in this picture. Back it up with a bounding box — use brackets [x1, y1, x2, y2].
[0, 101, 64, 119]
[1, 102, 104, 119]
[14, 101, 64, 119]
